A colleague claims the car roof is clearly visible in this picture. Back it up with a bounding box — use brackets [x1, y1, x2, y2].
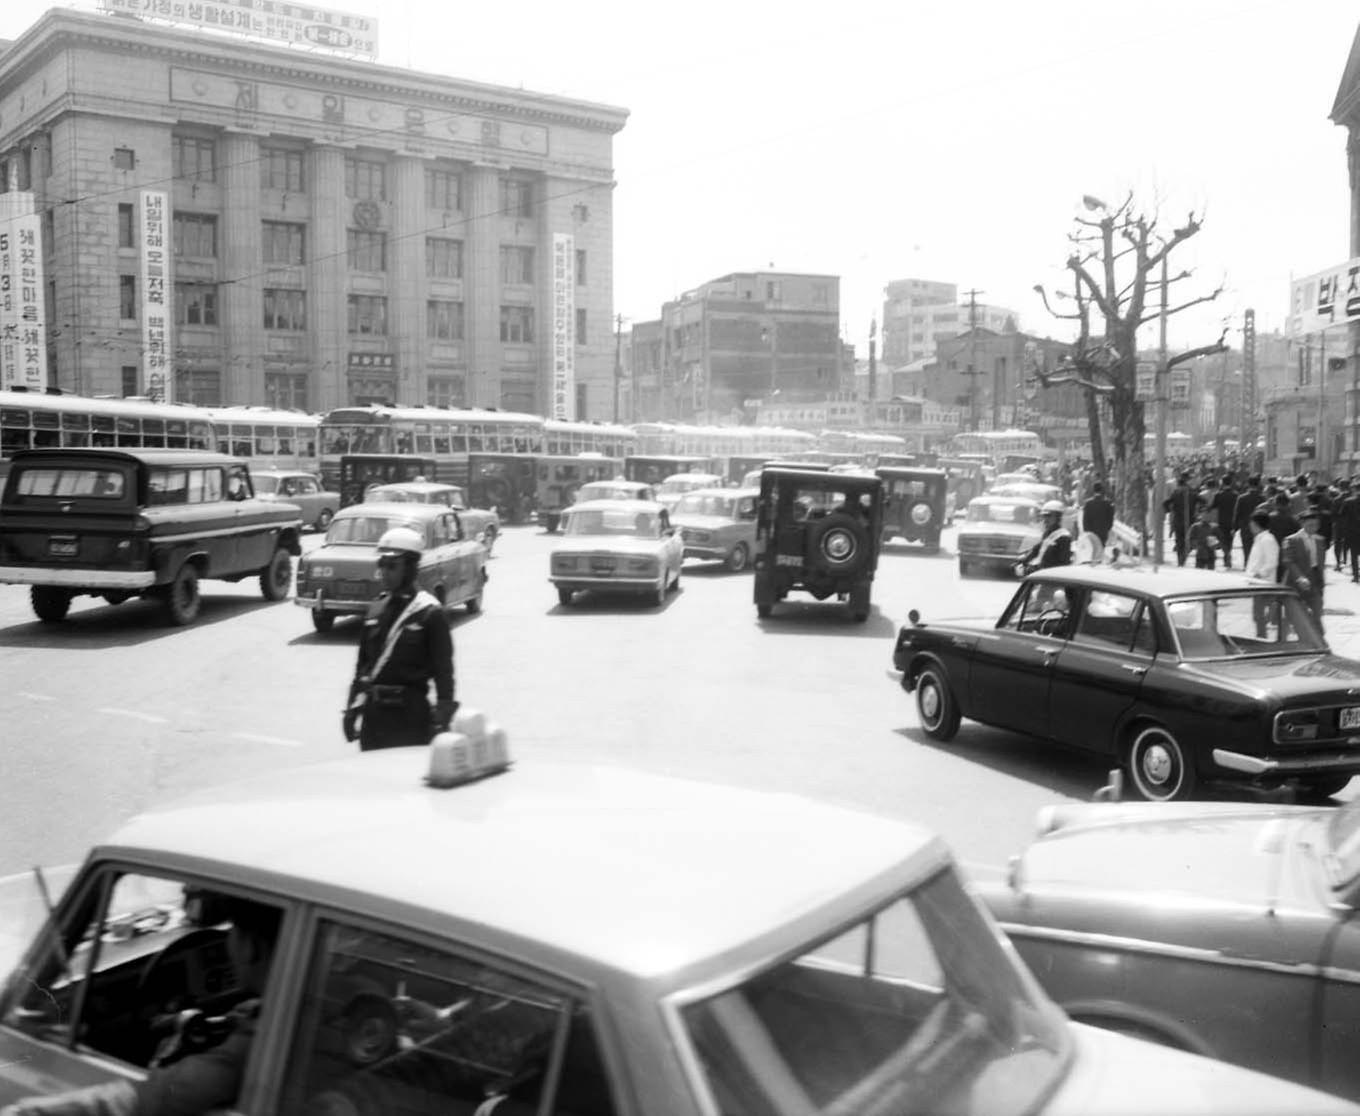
[335, 501, 448, 521]
[972, 494, 1041, 506]
[876, 467, 947, 478]
[99, 752, 944, 984]
[582, 479, 651, 489]
[565, 499, 668, 514]
[369, 481, 459, 492]
[763, 466, 880, 489]
[1029, 565, 1282, 598]
[11, 447, 241, 468]
[252, 469, 318, 479]
[676, 487, 757, 499]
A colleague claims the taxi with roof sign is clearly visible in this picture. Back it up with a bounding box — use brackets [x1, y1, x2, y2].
[295, 500, 486, 632]
[549, 499, 683, 607]
[2, 726, 1349, 1116]
[363, 479, 501, 555]
[894, 565, 1360, 801]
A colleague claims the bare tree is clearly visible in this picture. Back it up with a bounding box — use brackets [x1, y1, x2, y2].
[1034, 194, 1227, 528]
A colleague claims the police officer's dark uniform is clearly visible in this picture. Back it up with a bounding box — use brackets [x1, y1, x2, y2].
[1020, 502, 1073, 571]
[344, 527, 456, 750]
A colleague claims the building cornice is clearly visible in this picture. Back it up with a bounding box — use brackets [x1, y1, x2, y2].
[1, 10, 629, 135]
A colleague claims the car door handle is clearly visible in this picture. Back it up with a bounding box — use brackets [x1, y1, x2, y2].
[1120, 663, 1147, 675]
[1032, 645, 1056, 655]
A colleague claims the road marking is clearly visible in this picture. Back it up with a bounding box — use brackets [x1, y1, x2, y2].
[97, 708, 168, 724]
[232, 732, 304, 748]
[16, 692, 55, 702]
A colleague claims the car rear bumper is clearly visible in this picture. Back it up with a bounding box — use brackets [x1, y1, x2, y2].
[683, 545, 729, 561]
[0, 566, 156, 589]
[1212, 747, 1360, 776]
[552, 576, 657, 592]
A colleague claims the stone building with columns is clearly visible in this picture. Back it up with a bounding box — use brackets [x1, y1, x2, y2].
[0, 8, 627, 416]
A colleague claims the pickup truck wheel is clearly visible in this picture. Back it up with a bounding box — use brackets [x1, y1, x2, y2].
[31, 586, 71, 623]
[1127, 724, 1197, 801]
[916, 665, 961, 741]
[726, 542, 750, 572]
[260, 548, 293, 601]
[311, 610, 335, 633]
[1297, 774, 1352, 800]
[848, 583, 870, 622]
[163, 564, 201, 626]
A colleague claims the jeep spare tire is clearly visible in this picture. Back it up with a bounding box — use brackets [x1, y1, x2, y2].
[809, 513, 869, 573]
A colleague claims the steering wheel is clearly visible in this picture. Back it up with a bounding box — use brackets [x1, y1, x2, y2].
[1035, 608, 1068, 637]
[136, 927, 232, 1019]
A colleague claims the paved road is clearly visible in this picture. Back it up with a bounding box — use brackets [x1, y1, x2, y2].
[2, 523, 1356, 883]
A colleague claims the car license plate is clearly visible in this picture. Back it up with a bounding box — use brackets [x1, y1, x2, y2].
[337, 580, 367, 598]
[1341, 707, 1360, 731]
[591, 558, 616, 573]
[47, 538, 78, 557]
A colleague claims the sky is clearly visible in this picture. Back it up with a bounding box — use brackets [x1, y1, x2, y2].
[3, 0, 1357, 358]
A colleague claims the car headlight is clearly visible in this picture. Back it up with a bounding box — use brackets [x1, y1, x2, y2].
[302, 564, 333, 580]
[628, 558, 658, 573]
[910, 503, 932, 525]
[552, 556, 578, 573]
[1275, 709, 1321, 742]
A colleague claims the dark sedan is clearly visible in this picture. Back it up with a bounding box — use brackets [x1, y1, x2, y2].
[975, 796, 1360, 1103]
[892, 566, 1360, 801]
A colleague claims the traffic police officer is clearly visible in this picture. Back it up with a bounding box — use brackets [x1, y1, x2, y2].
[1019, 500, 1073, 572]
[343, 526, 456, 750]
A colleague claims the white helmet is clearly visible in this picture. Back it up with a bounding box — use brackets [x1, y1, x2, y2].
[1041, 500, 1065, 515]
[376, 526, 424, 557]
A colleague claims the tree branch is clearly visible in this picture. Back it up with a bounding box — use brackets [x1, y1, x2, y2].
[1167, 330, 1229, 368]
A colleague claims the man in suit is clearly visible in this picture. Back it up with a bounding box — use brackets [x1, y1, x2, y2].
[1162, 472, 1198, 567]
[1081, 481, 1115, 547]
[1282, 505, 1326, 629]
[1337, 480, 1360, 584]
[1211, 474, 1239, 568]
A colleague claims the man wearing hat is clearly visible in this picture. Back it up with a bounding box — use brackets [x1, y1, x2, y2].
[1162, 472, 1198, 567]
[1019, 500, 1073, 572]
[1338, 479, 1360, 583]
[1282, 504, 1326, 629]
[1232, 474, 1265, 564]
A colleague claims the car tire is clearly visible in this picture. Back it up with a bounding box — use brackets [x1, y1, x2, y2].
[668, 564, 681, 593]
[315, 508, 334, 531]
[311, 609, 336, 633]
[163, 563, 201, 626]
[1126, 724, 1197, 801]
[260, 547, 293, 601]
[915, 665, 961, 741]
[339, 993, 400, 1067]
[958, 559, 972, 579]
[557, 586, 574, 606]
[808, 513, 869, 574]
[466, 571, 486, 614]
[726, 542, 750, 572]
[1298, 774, 1352, 799]
[653, 578, 666, 606]
[31, 586, 71, 623]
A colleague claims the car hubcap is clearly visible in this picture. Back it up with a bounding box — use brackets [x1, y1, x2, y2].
[826, 531, 854, 560]
[1142, 741, 1174, 786]
[920, 682, 940, 723]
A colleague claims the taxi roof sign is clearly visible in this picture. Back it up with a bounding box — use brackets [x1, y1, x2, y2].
[427, 707, 511, 788]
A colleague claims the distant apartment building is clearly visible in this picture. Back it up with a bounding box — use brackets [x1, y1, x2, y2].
[880, 277, 1019, 365]
[637, 271, 841, 423]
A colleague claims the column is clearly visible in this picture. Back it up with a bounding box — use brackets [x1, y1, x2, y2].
[310, 145, 347, 411]
[390, 155, 426, 405]
[465, 165, 500, 409]
[220, 133, 263, 403]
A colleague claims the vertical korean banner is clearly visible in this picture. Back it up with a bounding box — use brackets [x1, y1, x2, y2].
[141, 190, 173, 402]
[0, 203, 46, 391]
[551, 232, 575, 420]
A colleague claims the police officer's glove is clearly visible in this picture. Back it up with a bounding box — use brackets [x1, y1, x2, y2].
[431, 700, 458, 734]
[342, 709, 360, 742]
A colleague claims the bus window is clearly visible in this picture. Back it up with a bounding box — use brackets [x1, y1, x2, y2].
[116, 416, 141, 447]
[299, 427, 316, 458]
[256, 426, 278, 455]
[466, 424, 484, 453]
[356, 427, 386, 453]
[91, 414, 115, 447]
[167, 419, 190, 449]
[449, 427, 467, 453]
[277, 427, 295, 455]
[142, 418, 166, 446]
[232, 426, 253, 456]
[413, 424, 433, 454]
[432, 423, 451, 454]
[394, 427, 414, 454]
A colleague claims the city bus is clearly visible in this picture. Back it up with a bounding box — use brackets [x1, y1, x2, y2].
[816, 429, 910, 465]
[630, 422, 818, 468]
[946, 429, 1047, 467]
[543, 419, 637, 457]
[318, 405, 545, 489]
[199, 405, 321, 474]
[0, 388, 216, 484]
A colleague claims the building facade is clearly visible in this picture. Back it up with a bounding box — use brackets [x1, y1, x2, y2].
[880, 277, 1019, 365]
[652, 270, 841, 424]
[0, 9, 627, 416]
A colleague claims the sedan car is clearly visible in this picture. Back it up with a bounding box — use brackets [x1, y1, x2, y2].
[654, 472, 726, 511]
[2, 745, 1348, 1116]
[294, 501, 487, 632]
[670, 486, 758, 571]
[893, 566, 1360, 801]
[955, 494, 1044, 576]
[975, 795, 1360, 1103]
[575, 479, 657, 503]
[251, 469, 339, 531]
[364, 480, 500, 555]
[550, 499, 683, 606]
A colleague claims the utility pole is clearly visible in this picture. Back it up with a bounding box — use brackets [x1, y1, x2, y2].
[1319, 328, 1329, 479]
[612, 313, 624, 424]
[1243, 309, 1256, 471]
[867, 316, 877, 424]
[1153, 258, 1169, 569]
[963, 288, 983, 431]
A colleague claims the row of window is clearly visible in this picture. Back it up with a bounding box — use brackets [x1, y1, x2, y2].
[115, 209, 587, 284]
[117, 274, 586, 342]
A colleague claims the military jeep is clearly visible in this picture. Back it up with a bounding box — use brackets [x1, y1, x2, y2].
[877, 466, 948, 552]
[753, 467, 884, 622]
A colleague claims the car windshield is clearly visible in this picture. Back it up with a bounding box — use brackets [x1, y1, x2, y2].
[1165, 592, 1327, 659]
[581, 485, 639, 501]
[967, 501, 1034, 524]
[675, 493, 734, 517]
[326, 514, 422, 545]
[252, 475, 280, 494]
[566, 508, 661, 538]
[1325, 800, 1360, 890]
[679, 867, 1068, 1116]
[14, 466, 127, 498]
